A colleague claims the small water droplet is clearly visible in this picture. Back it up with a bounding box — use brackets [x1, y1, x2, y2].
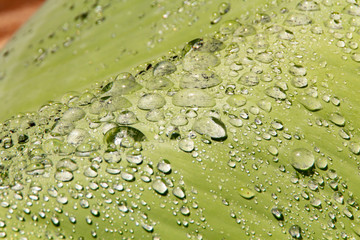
[290, 148, 315, 171]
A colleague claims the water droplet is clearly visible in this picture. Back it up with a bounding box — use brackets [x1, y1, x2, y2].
[152, 179, 168, 195]
[218, 2, 231, 15]
[329, 112, 345, 126]
[121, 171, 135, 182]
[179, 138, 195, 152]
[153, 61, 176, 76]
[138, 93, 166, 110]
[180, 70, 222, 89]
[157, 159, 171, 174]
[62, 107, 85, 122]
[265, 87, 287, 100]
[257, 99, 272, 112]
[285, 13, 312, 26]
[84, 166, 98, 178]
[239, 72, 260, 86]
[172, 89, 216, 107]
[51, 121, 74, 136]
[105, 126, 146, 147]
[180, 206, 191, 216]
[290, 148, 315, 171]
[299, 96, 322, 111]
[316, 157, 328, 170]
[267, 145, 279, 156]
[271, 207, 284, 220]
[193, 117, 227, 140]
[173, 186, 186, 199]
[289, 225, 302, 239]
[220, 20, 239, 35]
[255, 51, 274, 63]
[349, 142, 360, 155]
[102, 73, 142, 96]
[291, 77, 308, 88]
[146, 76, 174, 90]
[67, 128, 89, 145]
[344, 4, 360, 16]
[296, 0, 320, 11]
[226, 95, 246, 107]
[183, 52, 220, 71]
[238, 187, 255, 199]
[116, 110, 138, 125]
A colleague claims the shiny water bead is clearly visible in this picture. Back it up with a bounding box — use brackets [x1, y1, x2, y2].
[316, 157, 328, 170]
[173, 186, 186, 199]
[172, 89, 216, 107]
[285, 13, 312, 26]
[257, 99, 272, 112]
[233, 24, 257, 37]
[137, 93, 166, 110]
[180, 70, 222, 89]
[56, 158, 78, 171]
[289, 65, 307, 76]
[289, 225, 302, 239]
[104, 126, 146, 147]
[349, 142, 360, 155]
[290, 148, 315, 171]
[62, 107, 85, 122]
[183, 52, 220, 71]
[25, 162, 45, 175]
[265, 87, 287, 100]
[51, 120, 74, 136]
[55, 168, 74, 182]
[116, 110, 138, 125]
[193, 117, 227, 140]
[239, 72, 260, 86]
[178, 138, 195, 152]
[67, 128, 89, 145]
[153, 61, 176, 76]
[238, 187, 255, 199]
[344, 4, 360, 16]
[84, 166, 98, 178]
[90, 96, 132, 114]
[171, 115, 188, 126]
[183, 37, 223, 54]
[226, 95, 247, 107]
[255, 52, 274, 63]
[146, 109, 165, 122]
[329, 112, 345, 126]
[299, 96, 322, 111]
[219, 20, 240, 35]
[152, 179, 168, 195]
[145, 76, 174, 90]
[180, 206, 191, 216]
[296, 0, 320, 11]
[157, 159, 172, 174]
[271, 207, 284, 220]
[102, 73, 142, 96]
[218, 2, 231, 15]
[78, 92, 96, 105]
[291, 77, 308, 88]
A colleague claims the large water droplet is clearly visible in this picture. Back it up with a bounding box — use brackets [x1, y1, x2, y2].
[296, 0, 320, 11]
[285, 13, 312, 26]
[329, 112, 345, 126]
[299, 96, 322, 111]
[193, 117, 227, 140]
[238, 186, 255, 199]
[265, 87, 286, 100]
[180, 70, 222, 89]
[290, 148, 315, 171]
[138, 93, 166, 110]
[152, 179, 168, 195]
[153, 61, 176, 76]
[239, 72, 259, 86]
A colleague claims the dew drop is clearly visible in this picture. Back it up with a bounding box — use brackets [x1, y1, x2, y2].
[172, 89, 216, 107]
[290, 148, 315, 171]
[238, 187, 255, 199]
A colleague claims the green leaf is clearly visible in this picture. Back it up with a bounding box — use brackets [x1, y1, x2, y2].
[1, 0, 360, 239]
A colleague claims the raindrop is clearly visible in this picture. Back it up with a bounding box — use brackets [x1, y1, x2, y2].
[152, 179, 168, 195]
[238, 186, 255, 199]
[290, 148, 315, 171]
[173, 89, 216, 107]
[193, 117, 227, 141]
[180, 70, 222, 89]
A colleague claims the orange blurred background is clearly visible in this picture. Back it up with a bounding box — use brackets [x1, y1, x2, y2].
[0, 0, 45, 48]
